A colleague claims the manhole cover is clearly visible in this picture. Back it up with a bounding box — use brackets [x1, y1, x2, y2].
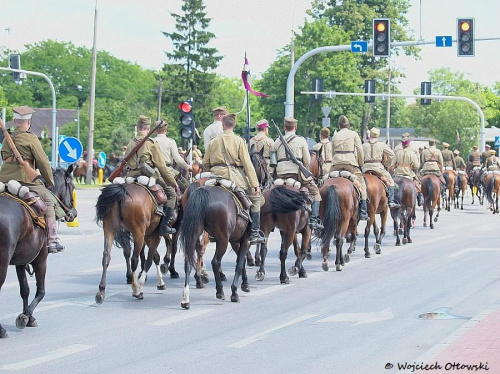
[417, 307, 469, 320]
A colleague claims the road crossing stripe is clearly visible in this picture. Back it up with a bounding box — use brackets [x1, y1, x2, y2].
[448, 247, 499, 258]
[149, 308, 214, 326]
[79, 263, 124, 273]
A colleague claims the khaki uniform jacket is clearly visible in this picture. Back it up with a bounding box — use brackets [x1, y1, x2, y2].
[125, 131, 176, 187]
[155, 134, 189, 170]
[363, 139, 394, 170]
[481, 151, 491, 169]
[330, 128, 364, 168]
[391, 147, 420, 179]
[192, 148, 203, 162]
[394, 142, 419, 156]
[203, 130, 259, 190]
[273, 132, 310, 177]
[442, 149, 456, 169]
[486, 156, 500, 171]
[468, 151, 481, 166]
[250, 132, 274, 159]
[420, 146, 444, 174]
[0, 128, 54, 187]
[203, 121, 223, 151]
[454, 156, 466, 171]
[312, 139, 333, 171]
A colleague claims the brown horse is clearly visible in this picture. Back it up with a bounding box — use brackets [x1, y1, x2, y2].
[319, 177, 359, 271]
[443, 170, 456, 211]
[179, 185, 251, 308]
[421, 174, 442, 229]
[73, 159, 98, 184]
[485, 173, 500, 213]
[254, 185, 310, 284]
[95, 183, 168, 303]
[363, 173, 388, 256]
[0, 166, 77, 338]
[469, 168, 483, 205]
[391, 175, 417, 246]
[308, 150, 323, 185]
[454, 172, 468, 210]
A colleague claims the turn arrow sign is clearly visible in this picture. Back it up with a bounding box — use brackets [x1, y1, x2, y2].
[317, 308, 394, 326]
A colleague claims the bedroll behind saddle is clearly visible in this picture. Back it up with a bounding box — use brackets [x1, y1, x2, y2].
[0, 181, 47, 229]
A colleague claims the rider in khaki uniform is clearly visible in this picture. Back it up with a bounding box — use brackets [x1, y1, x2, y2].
[154, 120, 192, 191]
[486, 149, 500, 171]
[203, 113, 265, 244]
[363, 127, 399, 208]
[0, 106, 65, 253]
[441, 142, 456, 170]
[481, 144, 492, 169]
[390, 133, 424, 206]
[467, 146, 481, 173]
[454, 150, 466, 171]
[420, 139, 446, 197]
[312, 127, 333, 176]
[273, 117, 323, 229]
[249, 119, 274, 175]
[394, 132, 420, 156]
[330, 115, 368, 220]
[191, 145, 203, 162]
[125, 115, 177, 235]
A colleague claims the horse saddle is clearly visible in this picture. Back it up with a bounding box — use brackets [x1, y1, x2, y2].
[204, 178, 251, 221]
[0, 192, 47, 230]
[364, 170, 391, 193]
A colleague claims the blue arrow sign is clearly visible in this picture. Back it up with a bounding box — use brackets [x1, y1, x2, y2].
[98, 151, 107, 168]
[436, 36, 452, 47]
[351, 41, 368, 53]
[495, 136, 500, 147]
[59, 137, 83, 163]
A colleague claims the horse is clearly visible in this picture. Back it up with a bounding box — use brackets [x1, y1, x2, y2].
[254, 185, 311, 284]
[390, 175, 417, 246]
[179, 185, 251, 309]
[363, 173, 388, 256]
[308, 150, 323, 185]
[485, 173, 500, 214]
[94, 183, 169, 303]
[421, 174, 442, 229]
[0, 166, 77, 338]
[454, 172, 468, 210]
[318, 177, 359, 272]
[73, 159, 98, 184]
[442, 170, 456, 211]
[469, 168, 483, 205]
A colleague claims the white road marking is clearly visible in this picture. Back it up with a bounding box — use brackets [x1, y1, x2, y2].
[149, 308, 214, 326]
[317, 308, 394, 326]
[246, 283, 295, 296]
[1, 281, 21, 289]
[0, 344, 95, 371]
[79, 263, 124, 273]
[448, 247, 499, 258]
[228, 314, 318, 348]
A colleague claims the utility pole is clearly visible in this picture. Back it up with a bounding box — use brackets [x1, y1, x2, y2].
[86, 2, 98, 184]
[157, 75, 163, 121]
[385, 67, 391, 144]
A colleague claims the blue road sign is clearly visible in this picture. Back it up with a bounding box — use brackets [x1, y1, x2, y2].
[495, 136, 500, 147]
[59, 137, 83, 163]
[436, 36, 452, 47]
[351, 41, 368, 53]
[98, 151, 107, 168]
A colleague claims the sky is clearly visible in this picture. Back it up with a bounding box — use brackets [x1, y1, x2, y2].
[1, 0, 500, 96]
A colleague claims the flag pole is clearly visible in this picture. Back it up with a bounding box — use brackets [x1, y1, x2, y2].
[244, 53, 251, 149]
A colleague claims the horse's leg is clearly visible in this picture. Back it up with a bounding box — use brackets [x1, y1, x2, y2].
[181, 256, 192, 309]
[131, 237, 147, 299]
[123, 241, 133, 284]
[161, 235, 172, 275]
[405, 211, 413, 243]
[289, 234, 300, 276]
[212, 237, 229, 300]
[96, 222, 118, 304]
[151, 248, 166, 291]
[335, 237, 344, 271]
[168, 232, 180, 278]
[429, 206, 434, 229]
[297, 229, 310, 278]
[394, 215, 401, 246]
[375, 209, 386, 254]
[0, 254, 8, 337]
[279, 230, 294, 284]
[230, 242, 249, 302]
[138, 236, 164, 294]
[364, 219, 372, 259]
[246, 247, 255, 267]
[14, 265, 32, 329]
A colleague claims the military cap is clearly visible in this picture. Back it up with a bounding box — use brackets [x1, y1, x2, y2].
[472, 146, 478, 150]
[256, 119, 269, 129]
[320, 127, 330, 137]
[12, 105, 35, 120]
[443, 142, 450, 148]
[489, 149, 496, 155]
[454, 150, 460, 155]
[212, 106, 228, 116]
[369, 127, 380, 138]
[338, 115, 349, 126]
[284, 117, 298, 127]
[137, 115, 151, 126]
[155, 119, 168, 128]
[485, 144, 491, 149]
[401, 132, 411, 141]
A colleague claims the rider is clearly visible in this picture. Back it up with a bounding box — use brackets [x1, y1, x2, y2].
[154, 119, 192, 192]
[330, 115, 368, 220]
[124, 115, 177, 235]
[272, 117, 323, 229]
[0, 106, 65, 253]
[362, 127, 399, 208]
[312, 127, 333, 176]
[203, 106, 228, 152]
[202, 113, 266, 244]
[441, 142, 456, 171]
[390, 132, 424, 206]
[191, 144, 203, 163]
[481, 144, 492, 169]
[420, 138, 446, 198]
[249, 119, 274, 176]
[454, 150, 466, 171]
[486, 149, 500, 171]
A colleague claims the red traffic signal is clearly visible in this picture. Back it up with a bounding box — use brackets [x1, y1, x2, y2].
[179, 100, 194, 140]
[178, 101, 192, 113]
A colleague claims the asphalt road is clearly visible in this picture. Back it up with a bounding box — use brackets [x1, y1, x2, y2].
[0, 186, 499, 374]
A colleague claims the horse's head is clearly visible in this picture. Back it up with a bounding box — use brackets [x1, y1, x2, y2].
[250, 147, 272, 189]
[51, 166, 77, 222]
[308, 150, 322, 179]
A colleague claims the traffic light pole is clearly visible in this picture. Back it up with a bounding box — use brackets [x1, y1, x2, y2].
[0, 67, 58, 166]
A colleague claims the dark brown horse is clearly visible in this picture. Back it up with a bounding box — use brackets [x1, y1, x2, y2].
[443, 170, 456, 211]
[308, 150, 323, 185]
[0, 166, 77, 338]
[179, 185, 251, 309]
[485, 173, 500, 214]
[95, 183, 168, 303]
[454, 172, 468, 210]
[319, 177, 359, 271]
[363, 173, 388, 256]
[421, 174, 442, 229]
[469, 168, 483, 205]
[254, 185, 310, 284]
[391, 175, 417, 246]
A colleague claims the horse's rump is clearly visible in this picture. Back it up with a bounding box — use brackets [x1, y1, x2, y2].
[266, 185, 308, 214]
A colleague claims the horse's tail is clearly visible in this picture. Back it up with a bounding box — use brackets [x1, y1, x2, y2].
[443, 172, 450, 189]
[95, 183, 128, 225]
[179, 187, 209, 268]
[424, 176, 434, 206]
[320, 186, 341, 247]
[457, 174, 463, 192]
[114, 226, 132, 251]
[268, 186, 307, 213]
[486, 175, 495, 204]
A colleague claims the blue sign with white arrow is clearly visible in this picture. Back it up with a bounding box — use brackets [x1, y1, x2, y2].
[436, 36, 452, 47]
[59, 137, 83, 163]
[351, 41, 368, 53]
[98, 151, 107, 168]
[495, 136, 500, 147]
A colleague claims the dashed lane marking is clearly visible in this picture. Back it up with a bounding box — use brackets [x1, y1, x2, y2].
[448, 247, 499, 258]
[149, 308, 214, 326]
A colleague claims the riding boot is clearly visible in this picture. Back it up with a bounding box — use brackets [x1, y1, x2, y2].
[388, 186, 400, 208]
[359, 200, 368, 221]
[249, 211, 266, 244]
[158, 206, 176, 235]
[309, 201, 324, 229]
[417, 193, 424, 206]
[46, 216, 64, 253]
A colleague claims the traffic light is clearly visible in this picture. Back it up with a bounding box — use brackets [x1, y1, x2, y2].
[9, 54, 21, 81]
[179, 100, 194, 140]
[457, 18, 474, 57]
[311, 78, 323, 101]
[372, 19, 390, 57]
[364, 79, 375, 103]
[420, 81, 432, 105]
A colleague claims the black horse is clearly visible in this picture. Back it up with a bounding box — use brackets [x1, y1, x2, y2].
[0, 166, 77, 338]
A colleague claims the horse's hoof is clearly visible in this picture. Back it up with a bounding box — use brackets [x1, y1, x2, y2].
[396, 241, 401, 246]
[216, 292, 225, 300]
[16, 314, 29, 329]
[398, 228, 403, 235]
[403, 238, 408, 245]
[344, 254, 350, 263]
[0, 326, 8, 338]
[126, 277, 132, 285]
[255, 258, 261, 267]
[306, 253, 312, 260]
[202, 274, 210, 284]
[430, 225, 434, 229]
[160, 264, 167, 274]
[407, 238, 412, 243]
[299, 270, 308, 278]
[433, 217, 438, 223]
[322, 262, 329, 271]
[27, 316, 38, 328]
[280, 277, 290, 285]
[95, 292, 105, 304]
[220, 273, 227, 282]
[195, 280, 205, 289]
[393, 230, 397, 236]
[231, 294, 240, 303]
[336, 264, 343, 271]
[157, 284, 166, 291]
[170, 271, 179, 279]
[241, 283, 250, 293]
[181, 302, 190, 310]
[246, 259, 255, 267]
[289, 266, 297, 276]
[423, 222, 427, 227]
[374, 243, 381, 254]
[365, 252, 371, 259]
[255, 271, 265, 281]
[133, 292, 144, 300]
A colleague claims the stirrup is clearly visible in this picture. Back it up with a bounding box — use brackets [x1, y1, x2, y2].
[359, 211, 369, 221]
[388, 200, 400, 208]
[309, 218, 324, 230]
[48, 243, 59, 254]
[249, 230, 266, 244]
[158, 225, 176, 235]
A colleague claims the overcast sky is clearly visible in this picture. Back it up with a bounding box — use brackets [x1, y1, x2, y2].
[2, 0, 499, 96]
